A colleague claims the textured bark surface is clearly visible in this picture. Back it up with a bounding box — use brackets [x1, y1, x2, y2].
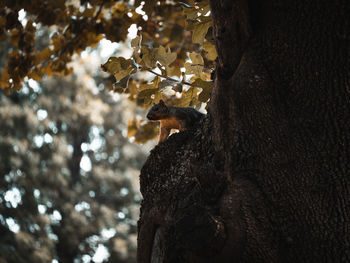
[138, 0, 350, 262]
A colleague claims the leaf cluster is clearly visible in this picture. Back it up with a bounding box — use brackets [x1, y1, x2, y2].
[101, 0, 216, 110]
[0, 0, 135, 93]
[0, 0, 217, 143]
[99, 0, 217, 142]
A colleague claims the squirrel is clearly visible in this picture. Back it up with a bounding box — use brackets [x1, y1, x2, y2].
[147, 100, 204, 144]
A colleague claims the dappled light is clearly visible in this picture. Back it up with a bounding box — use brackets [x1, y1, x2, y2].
[0, 1, 161, 261]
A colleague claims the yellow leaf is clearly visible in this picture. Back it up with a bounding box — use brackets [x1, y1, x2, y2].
[10, 29, 20, 46]
[185, 52, 204, 75]
[192, 78, 212, 102]
[190, 52, 204, 64]
[127, 117, 139, 138]
[141, 47, 157, 68]
[192, 19, 211, 44]
[113, 74, 130, 92]
[203, 42, 217, 61]
[130, 120, 158, 144]
[101, 57, 134, 81]
[133, 51, 142, 64]
[152, 92, 168, 106]
[82, 7, 94, 17]
[131, 36, 141, 49]
[166, 65, 181, 77]
[176, 87, 200, 107]
[89, 34, 104, 48]
[139, 77, 161, 91]
[35, 48, 51, 64]
[40, 65, 51, 76]
[1, 67, 9, 82]
[197, 1, 211, 15]
[138, 77, 161, 103]
[114, 2, 127, 12]
[128, 80, 138, 100]
[13, 82, 22, 91]
[114, 68, 133, 81]
[134, 122, 159, 144]
[183, 7, 198, 19]
[28, 69, 42, 81]
[156, 46, 177, 66]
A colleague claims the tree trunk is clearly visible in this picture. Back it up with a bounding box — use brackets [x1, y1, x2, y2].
[137, 1, 350, 262]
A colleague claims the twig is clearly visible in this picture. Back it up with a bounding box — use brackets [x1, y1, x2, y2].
[94, 0, 105, 20]
[144, 68, 194, 87]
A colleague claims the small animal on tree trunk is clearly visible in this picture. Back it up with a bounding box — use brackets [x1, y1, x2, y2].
[147, 100, 204, 144]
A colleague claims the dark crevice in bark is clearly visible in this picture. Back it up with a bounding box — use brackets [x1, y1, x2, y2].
[209, 0, 252, 79]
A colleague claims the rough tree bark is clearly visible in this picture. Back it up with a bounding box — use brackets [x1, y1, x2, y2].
[138, 0, 350, 262]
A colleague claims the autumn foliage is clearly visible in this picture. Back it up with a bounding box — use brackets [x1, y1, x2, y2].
[1, 0, 215, 143]
[1, 0, 216, 102]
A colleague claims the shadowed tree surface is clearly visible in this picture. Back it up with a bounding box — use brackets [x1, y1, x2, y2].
[138, 1, 350, 262]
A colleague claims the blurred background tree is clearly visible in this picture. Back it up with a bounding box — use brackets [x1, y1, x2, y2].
[0, 0, 213, 262]
[0, 44, 148, 262]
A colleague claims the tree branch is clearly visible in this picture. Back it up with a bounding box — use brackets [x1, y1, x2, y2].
[94, 0, 105, 20]
[143, 68, 194, 87]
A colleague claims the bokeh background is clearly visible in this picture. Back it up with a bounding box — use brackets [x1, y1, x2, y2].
[0, 16, 151, 263]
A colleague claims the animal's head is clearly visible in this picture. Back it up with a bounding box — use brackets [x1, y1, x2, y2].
[147, 100, 169, 120]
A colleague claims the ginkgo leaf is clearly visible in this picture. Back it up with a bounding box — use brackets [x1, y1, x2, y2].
[156, 46, 177, 66]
